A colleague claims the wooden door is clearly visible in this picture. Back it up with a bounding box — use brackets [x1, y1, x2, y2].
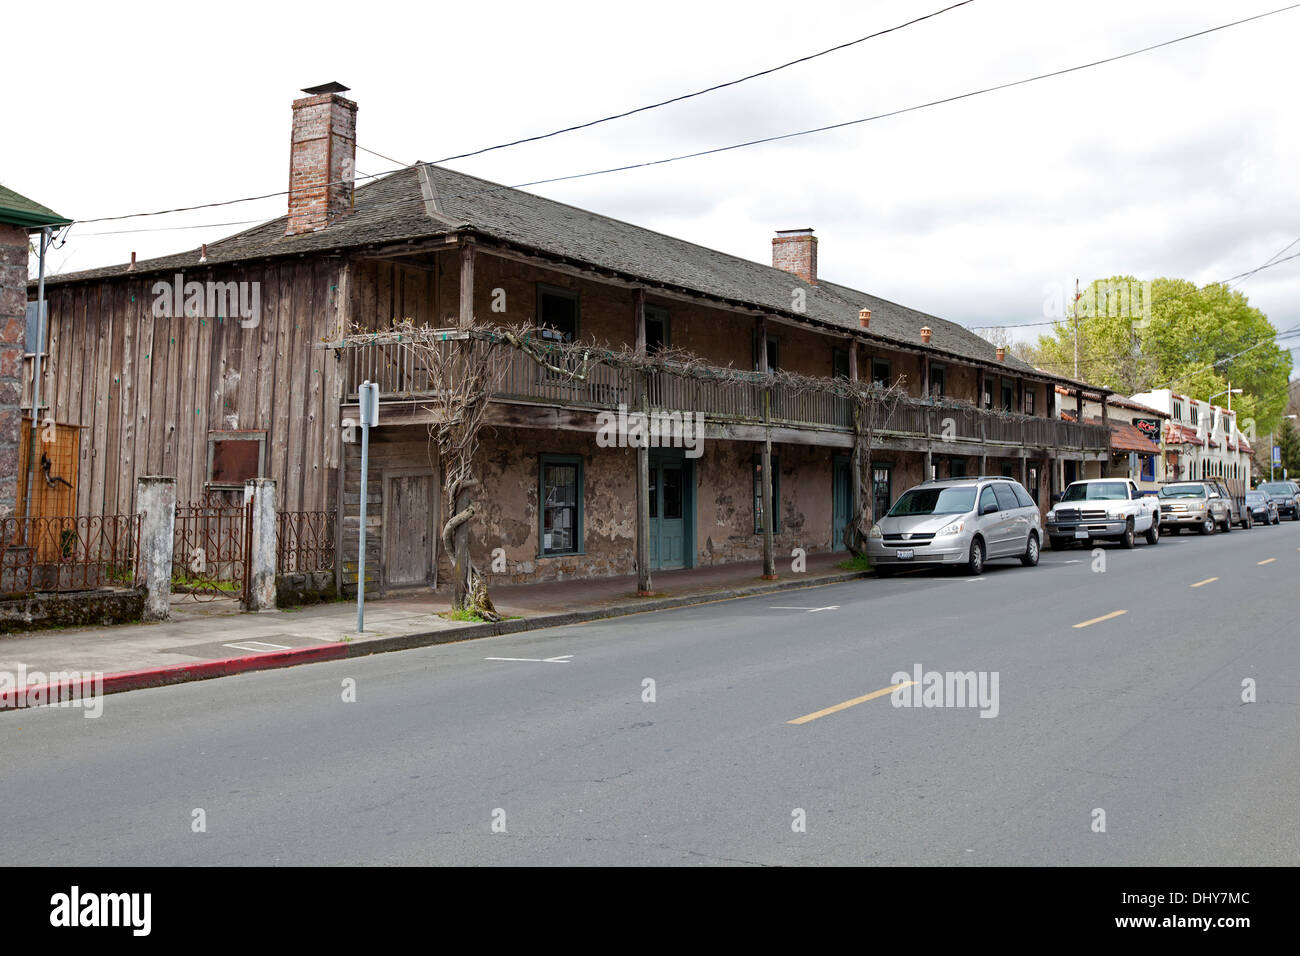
[383, 471, 437, 588]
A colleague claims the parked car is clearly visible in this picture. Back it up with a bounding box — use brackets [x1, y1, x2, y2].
[1257, 480, 1300, 521]
[867, 476, 1042, 576]
[1045, 478, 1160, 550]
[1207, 479, 1251, 530]
[1245, 489, 1280, 526]
[1157, 481, 1230, 535]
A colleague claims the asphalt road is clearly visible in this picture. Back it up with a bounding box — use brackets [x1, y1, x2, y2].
[4, 520, 1300, 866]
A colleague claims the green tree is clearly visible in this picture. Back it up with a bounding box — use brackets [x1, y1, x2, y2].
[1023, 276, 1292, 434]
[1279, 418, 1300, 479]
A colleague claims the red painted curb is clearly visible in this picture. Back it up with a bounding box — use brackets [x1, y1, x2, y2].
[1, 643, 350, 710]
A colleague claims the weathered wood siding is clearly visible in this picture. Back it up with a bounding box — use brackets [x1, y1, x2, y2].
[35, 258, 345, 515]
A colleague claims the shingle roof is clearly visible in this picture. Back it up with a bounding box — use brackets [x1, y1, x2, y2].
[0, 183, 70, 230]
[44, 163, 1097, 387]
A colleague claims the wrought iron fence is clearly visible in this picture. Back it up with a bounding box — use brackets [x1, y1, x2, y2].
[172, 495, 249, 600]
[277, 510, 336, 575]
[0, 514, 140, 595]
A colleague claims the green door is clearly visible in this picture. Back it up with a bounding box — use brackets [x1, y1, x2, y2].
[649, 450, 689, 569]
[832, 456, 853, 552]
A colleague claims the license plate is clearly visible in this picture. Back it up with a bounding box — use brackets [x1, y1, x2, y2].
[1074, 530, 1090, 539]
[896, 549, 914, 560]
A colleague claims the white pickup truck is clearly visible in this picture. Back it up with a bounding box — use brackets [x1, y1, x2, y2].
[1045, 478, 1160, 550]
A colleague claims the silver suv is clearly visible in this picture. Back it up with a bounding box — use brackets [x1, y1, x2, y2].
[867, 476, 1043, 576]
[1157, 481, 1229, 535]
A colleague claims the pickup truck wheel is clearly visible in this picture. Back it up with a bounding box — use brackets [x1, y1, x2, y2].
[1120, 518, 1135, 549]
[1221, 514, 1232, 533]
[1199, 515, 1214, 535]
[1020, 533, 1040, 567]
[966, 537, 985, 576]
[1144, 521, 1159, 545]
[1243, 512, 1252, 530]
[1048, 535, 1068, 551]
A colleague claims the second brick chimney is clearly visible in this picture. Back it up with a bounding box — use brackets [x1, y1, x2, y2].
[286, 82, 358, 236]
[772, 228, 817, 284]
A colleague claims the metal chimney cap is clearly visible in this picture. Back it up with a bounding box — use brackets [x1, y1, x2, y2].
[301, 82, 350, 95]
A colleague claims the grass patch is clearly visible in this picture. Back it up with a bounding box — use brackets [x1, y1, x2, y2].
[442, 608, 491, 623]
[835, 554, 872, 572]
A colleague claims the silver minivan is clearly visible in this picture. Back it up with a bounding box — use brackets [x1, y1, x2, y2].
[866, 476, 1043, 576]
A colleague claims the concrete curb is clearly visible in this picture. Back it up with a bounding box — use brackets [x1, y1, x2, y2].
[1, 569, 869, 709]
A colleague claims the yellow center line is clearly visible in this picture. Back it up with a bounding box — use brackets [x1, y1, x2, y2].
[1190, 577, 1218, 588]
[1074, 609, 1128, 629]
[788, 681, 916, 725]
[1258, 558, 1277, 565]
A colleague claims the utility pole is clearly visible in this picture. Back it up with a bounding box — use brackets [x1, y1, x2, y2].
[1073, 278, 1081, 381]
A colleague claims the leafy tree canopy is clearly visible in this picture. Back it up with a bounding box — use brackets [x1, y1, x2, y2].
[1023, 276, 1293, 435]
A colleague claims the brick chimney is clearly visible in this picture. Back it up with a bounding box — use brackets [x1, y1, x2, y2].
[772, 228, 817, 284]
[286, 82, 358, 237]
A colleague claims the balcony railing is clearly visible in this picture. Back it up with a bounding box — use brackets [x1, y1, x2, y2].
[340, 339, 1109, 452]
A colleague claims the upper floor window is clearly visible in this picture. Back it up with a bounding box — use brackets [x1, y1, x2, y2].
[1190, 405, 1199, 426]
[537, 284, 578, 342]
[929, 364, 946, 398]
[1172, 399, 1184, 421]
[645, 305, 669, 352]
[1001, 379, 1014, 412]
[872, 357, 892, 386]
[1024, 388, 1035, 415]
[832, 348, 850, 380]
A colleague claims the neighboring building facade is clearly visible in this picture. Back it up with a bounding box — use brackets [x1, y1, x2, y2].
[1130, 388, 1253, 482]
[29, 86, 1111, 594]
[1, 183, 70, 518]
[1054, 388, 1169, 491]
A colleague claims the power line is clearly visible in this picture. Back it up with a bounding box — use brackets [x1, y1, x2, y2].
[980, 246, 1300, 332]
[71, 1, 975, 226]
[423, 1, 976, 167]
[69, 2, 1300, 227]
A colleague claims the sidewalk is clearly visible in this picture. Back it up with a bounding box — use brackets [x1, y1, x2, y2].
[0, 552, 868, 701]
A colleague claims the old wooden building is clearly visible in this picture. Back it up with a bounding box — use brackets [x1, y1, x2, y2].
[29, 84, 1110, 595]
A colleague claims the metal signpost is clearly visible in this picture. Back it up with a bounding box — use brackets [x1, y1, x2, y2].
[356, 381, 379, 632]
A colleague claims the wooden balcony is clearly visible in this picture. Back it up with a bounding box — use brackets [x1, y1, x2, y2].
[340, 339, 1110, 459]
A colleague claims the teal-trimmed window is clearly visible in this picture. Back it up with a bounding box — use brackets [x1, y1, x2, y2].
[872, 463, 892, 519]
[753, 455, 781, 534]
[539, 454, 583, 556]
[537, 284, 579, 342]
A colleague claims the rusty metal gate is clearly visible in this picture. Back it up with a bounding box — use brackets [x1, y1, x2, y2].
[172, 490, 253, 605]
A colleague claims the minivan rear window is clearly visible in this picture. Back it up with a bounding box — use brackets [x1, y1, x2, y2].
[992, 483, 1020, 511]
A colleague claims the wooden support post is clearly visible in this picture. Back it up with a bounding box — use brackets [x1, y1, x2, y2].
[633, 288, 647, 355]
[635, 375, 652, 596]
[757, 317, 776, 579]
[458, 241, 475, 329]
[921, 355, 932, 479]
[848, 342, 861, 525]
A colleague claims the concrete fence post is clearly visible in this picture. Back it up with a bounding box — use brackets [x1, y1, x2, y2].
[136, 476, 176, 622]
[245, 478, 277, 611]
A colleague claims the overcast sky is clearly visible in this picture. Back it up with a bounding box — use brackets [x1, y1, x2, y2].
[6, 0, 1298, 354]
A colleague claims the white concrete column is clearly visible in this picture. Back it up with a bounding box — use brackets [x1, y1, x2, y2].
[245, 478, 278, 611]
[136, 476, 176, 622]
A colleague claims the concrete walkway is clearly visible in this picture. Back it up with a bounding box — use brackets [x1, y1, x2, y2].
[0, 552, 866, 679]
